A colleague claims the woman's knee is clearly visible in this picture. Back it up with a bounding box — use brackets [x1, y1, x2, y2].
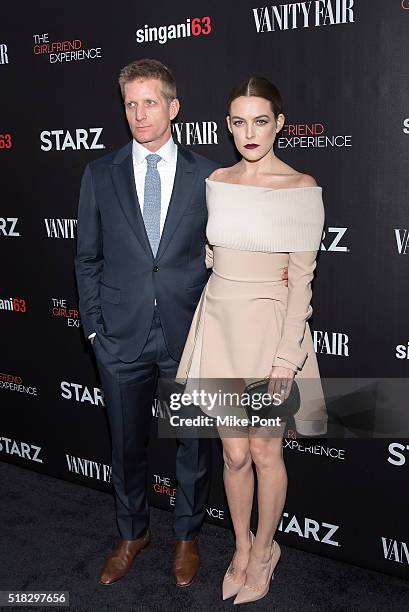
[223, 446, 252, 471]
[249, 439, 282, 471]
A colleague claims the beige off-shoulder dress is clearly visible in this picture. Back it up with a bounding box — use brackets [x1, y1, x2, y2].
[176, 179, 327, 436]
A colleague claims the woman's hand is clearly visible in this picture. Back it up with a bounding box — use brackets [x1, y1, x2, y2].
[267, 365, 296, 402]
[281, 266, 288, 287]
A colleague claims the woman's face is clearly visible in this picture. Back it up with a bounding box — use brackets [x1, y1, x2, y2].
[227, 96, 284, 162]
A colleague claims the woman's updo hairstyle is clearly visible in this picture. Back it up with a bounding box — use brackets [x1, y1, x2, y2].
[227, 76, 283, 120]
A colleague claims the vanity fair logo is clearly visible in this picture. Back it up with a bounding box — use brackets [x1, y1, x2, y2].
[387, 442, 409, 466]
[395, 228, 409, 254]
[283, 439, 346, 459]
[0, 372, 38, 396]
[382, 538, 409, 565]
[136, 16, 212, 45]
[278, 512, 340, 546]
[52, 299, 80, 328]
[40, 128, 105, 151]
[33, 33, 102, 63]
[172, 121, 218, 146]
[278, 123, 352, 149]
[0, 297, 27, 313]
[321, 227, 349, 252]
[396, 342, 409, 360]
[0, 436, 43, 463]
[60, 381, 105, 406]
[45, 218, 77, 239]
[0, 44, 9, 64]
[0, 218, 20, 237]
[66, 454, 111, 482]
[313, 330, 349, 356]
[152, 397, 170, 418]
[252, 1, 354, 33]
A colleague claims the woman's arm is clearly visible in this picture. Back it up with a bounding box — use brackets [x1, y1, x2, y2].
[272, 250, 318, 372]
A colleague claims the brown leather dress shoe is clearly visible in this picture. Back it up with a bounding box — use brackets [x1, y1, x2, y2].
[172, 538, 200, 587]
[99, 529, 151, 585]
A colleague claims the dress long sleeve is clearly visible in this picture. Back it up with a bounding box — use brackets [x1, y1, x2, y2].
[272, 250, 318, 372]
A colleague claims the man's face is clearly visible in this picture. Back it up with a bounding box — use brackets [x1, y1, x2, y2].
[124, 78, 179, 151]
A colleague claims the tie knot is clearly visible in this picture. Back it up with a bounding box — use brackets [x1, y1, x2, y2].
[145, 153, 161, 168]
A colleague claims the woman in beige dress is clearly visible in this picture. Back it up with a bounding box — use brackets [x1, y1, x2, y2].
[176, 76, 326, 605]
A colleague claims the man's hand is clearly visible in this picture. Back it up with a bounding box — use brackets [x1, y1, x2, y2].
[281, 266, 288, 287]
[267, 365, 295, 402]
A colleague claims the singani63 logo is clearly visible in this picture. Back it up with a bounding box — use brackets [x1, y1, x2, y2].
[0, 297, 27, 313]
[136, 17, 212, 45]
[0, 134, 12, 148]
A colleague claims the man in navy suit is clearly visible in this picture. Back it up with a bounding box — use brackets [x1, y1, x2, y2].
[75, 59, 219, 587]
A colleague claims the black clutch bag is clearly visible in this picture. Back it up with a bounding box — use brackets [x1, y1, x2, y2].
[242, 377, 300, 426]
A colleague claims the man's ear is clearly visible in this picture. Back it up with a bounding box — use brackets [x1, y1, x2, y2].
[226, 115, 233, 134]
[169, 98, 180, 121]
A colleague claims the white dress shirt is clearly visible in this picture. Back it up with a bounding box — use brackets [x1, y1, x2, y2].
[132, 135, 178, 235]
[88, 136, 177, 341]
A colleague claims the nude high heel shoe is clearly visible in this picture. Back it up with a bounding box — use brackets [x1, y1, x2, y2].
[222, 531, 255, 600]
[233, 539, 281, 605]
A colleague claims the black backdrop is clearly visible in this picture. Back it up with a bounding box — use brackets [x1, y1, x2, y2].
[1, 0, 409, 580]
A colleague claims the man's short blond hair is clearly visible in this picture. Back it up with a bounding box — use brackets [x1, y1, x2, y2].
[118, 58, 177, 103]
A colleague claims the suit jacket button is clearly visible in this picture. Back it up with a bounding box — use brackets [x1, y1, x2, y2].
[153, 265, 159, 272]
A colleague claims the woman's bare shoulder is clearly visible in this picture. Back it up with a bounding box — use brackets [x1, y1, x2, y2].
[275, 160, 318, 188]
[294, 173, 318, 188]
[207, 165, 240, 182]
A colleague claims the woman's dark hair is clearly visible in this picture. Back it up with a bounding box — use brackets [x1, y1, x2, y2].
[227, 76, 283, 119]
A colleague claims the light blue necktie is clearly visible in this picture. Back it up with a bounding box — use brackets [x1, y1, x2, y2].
[143, 153, 161, 256]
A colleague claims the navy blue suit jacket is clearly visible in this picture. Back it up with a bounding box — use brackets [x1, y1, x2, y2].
[75, 140, 219, 363]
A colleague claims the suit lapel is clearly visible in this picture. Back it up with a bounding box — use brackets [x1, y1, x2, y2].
[110, 145, 153, 259]
[156, 145, 197, 261]
[110, 142, 198, 262]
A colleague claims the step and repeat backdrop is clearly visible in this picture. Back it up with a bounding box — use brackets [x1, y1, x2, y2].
[1, 1, 408, 580]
